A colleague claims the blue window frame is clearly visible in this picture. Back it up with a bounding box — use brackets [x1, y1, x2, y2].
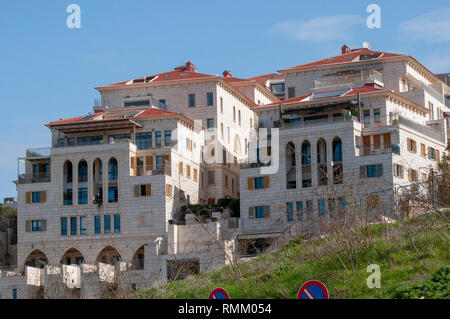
[12, 289, 17, 299]
[158, 99, 166, 109]
[296, 201, 303, 219]
[32, 220, 42, 232]
[104, 215, 111, 234]
[80, 216, 87, 235]
[367, 165, 378, 178]
[70, 217, 77, 235]
[188, 94, 195, 107]
[333, 139, 343, 162]
[76, 257, 85, 265]
[78, 162, 88, 182]
[207, 118, 214, 129]
[61, 217, 67, 236]
[255, 206, 265, 218]
[287, 202, 294, 222]
[108, 187, 118, 203]
[136, 132, 152, 150]
[338, 198, 346, 217]
[108, 159, 118, 180]
[78, 188, 88, 205]
[64, 189, 72, 206]
[207, 92, 214, 106]
[254, 177, 264, 189]
[156, 156, 163, 171]
[31, 192, 42, 203]
[94, 216, 101, 234]
[319, 200, 326, 217]
[155, 131, 162, 148]
[164, 131, 171, 146]
[114, 214, 121, 233]
[32, 165, 39, 178]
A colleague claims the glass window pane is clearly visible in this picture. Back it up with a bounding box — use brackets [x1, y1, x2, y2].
[104, 215, 111, 234]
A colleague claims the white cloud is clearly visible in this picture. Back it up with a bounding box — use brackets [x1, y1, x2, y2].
[399, 8, 450, 43]
[268, 15, 364, 43]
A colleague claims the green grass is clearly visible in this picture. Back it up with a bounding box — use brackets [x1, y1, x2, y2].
[139, 211, 449, 299]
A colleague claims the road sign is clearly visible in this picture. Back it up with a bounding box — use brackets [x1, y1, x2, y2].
[297, 280, 329, 299]
[209, 287, 230, 299]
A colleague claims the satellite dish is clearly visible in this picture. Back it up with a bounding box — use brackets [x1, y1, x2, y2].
[363, 42, 371, 49]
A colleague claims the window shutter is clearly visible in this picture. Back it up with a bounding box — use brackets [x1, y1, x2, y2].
[190, 140, 193, 151]
[25, 221, 31, 232]
[146, 184, 151, 196]
[263, 176, 269, 188]
[179, 162, 183, 175]
[134, 185, 140, 197]
[146, 156, 154, 171]
[407, 138, 411, 151]
[408, 169, 412, 182]
[26, 192, 31, 204]
[131, 156, 137, 175]
[248, 207, 254, 219]
[360, 166, 366, 178]
[247, 178, 254, 190]
[436, 150, 440, 164]
[383, 133, 391, 147]
[41, 191, 46, 203]
[41, 220, 47, 231]
[194, 169, 198, 181]
[428, 147, 431, 159]
[377, 164, 383, 177]
[265, 206, 271, 218]
[421, 144, 426, 157]
[140, 215, 146, 225]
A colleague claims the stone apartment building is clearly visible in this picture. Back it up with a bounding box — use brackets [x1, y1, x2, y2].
[1, 47, 449, 298]
[238, 45, 449, 255]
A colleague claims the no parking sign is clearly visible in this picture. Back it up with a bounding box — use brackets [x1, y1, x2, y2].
[209, 287, 230, 299]
[297, 280, 329, 299]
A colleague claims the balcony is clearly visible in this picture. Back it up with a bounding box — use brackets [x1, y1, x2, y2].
[356, 143, 400, 157]
[275, 115, 358, 130]
[18, 173, 51, 184]
[392, 116, 446, 143]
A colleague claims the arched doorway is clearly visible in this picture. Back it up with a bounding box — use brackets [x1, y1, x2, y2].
[24, 249, 48, 268]
[60, 247, 85, 266]
[131, 245, 145, 270]
[96, 246, 122, 265]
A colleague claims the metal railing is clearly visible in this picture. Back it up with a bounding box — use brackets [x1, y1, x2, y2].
[25, 147, 51, 159]
[356, 143, 400, 156]
[18, 173, 51, 184]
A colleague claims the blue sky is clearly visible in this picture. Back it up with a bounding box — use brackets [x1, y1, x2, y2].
[1, 0, 449, 198]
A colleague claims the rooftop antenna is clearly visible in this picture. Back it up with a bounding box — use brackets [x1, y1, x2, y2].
[363, 42, 371, 49]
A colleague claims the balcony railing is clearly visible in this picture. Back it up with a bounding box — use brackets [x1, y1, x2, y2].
[356, 143, 400, 157]
[18, 173, 51, 184]
[275, 115, 358, 130]
[25, 147, 51, 159]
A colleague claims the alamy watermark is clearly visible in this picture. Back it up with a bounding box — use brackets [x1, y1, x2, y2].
[66, 4, 81, 29]
[366, 4, 381, 29]
[366, 264, 381, 288]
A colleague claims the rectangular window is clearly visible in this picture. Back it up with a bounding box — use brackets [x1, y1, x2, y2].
[31, 191, 42, 203]
[124, 100, 150, 107]
[255, 206, 265, 218]
[220, 97, 223, 114]
[12, 289, 17, 299]
[108, 187, 118, 203]
[238, 110, 241, 126]
[179, 162, 184, 175]
[166, 184, 173, 197]
[186, 165, 191, 178]
[319, 200, 326, 217]
[32, 220, 42, 232]
[287, 202, 294, 222]
[374, 109, 381, 123]
[104, 215, 111, 234]
[361, 164, 383, 178]
[407, 138, 417, 153]
[136, 132, 152, 150]
[70, 217, 77, 236]
[77, 136, 102, 146]
[288, 87, 296, 98]
[155, 131, 161, 148]
[364, 110, 371, 125]
[233, 107, 236, 122]
[158, 99, 166, 109]
[296, 201, 303, 219]
[80, 216, 87, 235]
[61, 217, 68, 236]
[393, 164, 404, 178]
[227, 127, 230, 143]
[207, 118, 214, 129]
[193, 168, 198, 181]
[94, 216, 101, 234]
[114, 214, 121, 233]
[78, 188, 88, 205]
[208, 171, 215, 185]
[188, 94, 195, 107]
[155, 156, 163, 171]
[164, 131, 171, 146]
[207, 92, 214, 106]
[64, 189, 73, 206]
[421, 144, 426, 157]
[254, 177, 264, 189]
[220, 123, 224, 139]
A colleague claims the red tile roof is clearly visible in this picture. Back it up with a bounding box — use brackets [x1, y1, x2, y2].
[247, 73, 284, 86]
[279, 48, 405, 72]
[97, 62, 217, 89]
[47, 108, 183, 126]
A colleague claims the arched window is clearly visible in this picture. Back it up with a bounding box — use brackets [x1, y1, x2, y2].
[317, 139, 328, 186]
[286, 142, 296, 189]
[332, 137, 343, 162]
[93, 158, 103, 203]
[63, 161, 73, 184]
[108, 158, 118, 180]
[78, 160, 88, 183]
[301, 141, 311, 165]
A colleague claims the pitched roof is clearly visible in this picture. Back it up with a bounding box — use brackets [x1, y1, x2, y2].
[47, 108, 184, 127]
[279, 48, 406, 72]
[247, 73, 284, 86]
[97, 62, 217, 89]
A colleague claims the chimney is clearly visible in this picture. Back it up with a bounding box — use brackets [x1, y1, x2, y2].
[223, 70, 232, 78]
[341, 45, 351, 54]
[185, 61, 197, 72]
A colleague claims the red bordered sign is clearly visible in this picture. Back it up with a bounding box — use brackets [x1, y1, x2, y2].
[208, 287, 230, 299]
[297, 280, 329, 299]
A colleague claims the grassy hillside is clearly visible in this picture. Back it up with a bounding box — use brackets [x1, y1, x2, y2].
[139, 211, 449, 299]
